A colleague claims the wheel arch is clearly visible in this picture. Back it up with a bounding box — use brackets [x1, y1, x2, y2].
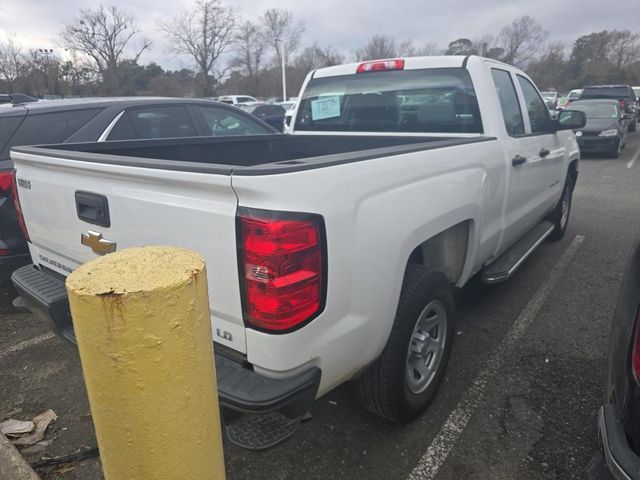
[405, 219, 474, 285]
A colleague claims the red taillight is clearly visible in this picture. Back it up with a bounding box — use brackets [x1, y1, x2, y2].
[619, 99, 627, 111]
[0, 248, 10, 256]
[633, 308, 640, 382]
[0, 172, 12, 194]
[356, 59, 405, 74]
[10, 171, 30, 241]
[238, 209, 325, 332]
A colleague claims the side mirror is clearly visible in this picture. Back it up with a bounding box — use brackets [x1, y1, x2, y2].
[555, 109, 587, 131]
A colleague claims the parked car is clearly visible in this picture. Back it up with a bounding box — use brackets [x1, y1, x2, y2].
[217, 95, 258, 105]
[0, 97, 277, 272]
[597, 241, 640, 479]
[568, 89, 583, 101]
[580, 85, 638, 132]
[634, 86, 640, 102]
[541, 90, 560, 109]
[11, 56, 585, 448]
[568, 99, 629, 158]
[276, 101, 296, 111]
[239, 103, 287, 132]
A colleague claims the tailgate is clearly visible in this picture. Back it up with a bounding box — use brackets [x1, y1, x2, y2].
[11, 148, 246, 353]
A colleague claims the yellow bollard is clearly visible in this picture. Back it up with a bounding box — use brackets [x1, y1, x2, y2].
[66, 246, 226, 480]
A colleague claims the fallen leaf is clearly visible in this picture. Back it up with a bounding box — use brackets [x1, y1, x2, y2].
[13, 410, 57, 446]
[0, 419, 35, 436]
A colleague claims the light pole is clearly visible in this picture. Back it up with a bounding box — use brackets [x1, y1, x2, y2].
[38, 48, 54, 95]
[275, 38, 287, 102]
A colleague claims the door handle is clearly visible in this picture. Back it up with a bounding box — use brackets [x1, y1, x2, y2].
[512, 155, 527, 167]
[539, 148, 550, 158]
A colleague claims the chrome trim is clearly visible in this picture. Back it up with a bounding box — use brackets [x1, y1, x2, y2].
[599, 407, 633, 480]
[482, 224, 555, 284]
[97, 110, 125, 142]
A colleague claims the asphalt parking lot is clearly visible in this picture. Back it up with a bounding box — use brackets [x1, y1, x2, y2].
[2, 133, 640, 479]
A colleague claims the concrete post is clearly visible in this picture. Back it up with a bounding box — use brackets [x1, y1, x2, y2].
[66, 246, 225, 480]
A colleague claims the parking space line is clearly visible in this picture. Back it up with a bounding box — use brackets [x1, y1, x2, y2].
[627, 144, 640, 169]
[407, 234, 585, 480]
[0, 332, 55, 360]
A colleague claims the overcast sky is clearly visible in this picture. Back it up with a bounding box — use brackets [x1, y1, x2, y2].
[1, 0, 638, 70]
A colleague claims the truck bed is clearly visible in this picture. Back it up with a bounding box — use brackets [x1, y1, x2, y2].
[13, 134, 494, 175]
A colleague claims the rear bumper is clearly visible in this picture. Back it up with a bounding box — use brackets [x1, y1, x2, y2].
[599, 404, 640, 479]
[11, 264, 320, 418]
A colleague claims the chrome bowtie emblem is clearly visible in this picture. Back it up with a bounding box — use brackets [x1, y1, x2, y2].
[81, 230, 117, 255]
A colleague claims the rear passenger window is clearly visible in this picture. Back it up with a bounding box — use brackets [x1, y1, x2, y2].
[198, 106, 270, 136]
[8, 109, 102, 146]
[108, 106, 197, 140]
[491, 69, 524, 136]
[517, 75, 550, 134]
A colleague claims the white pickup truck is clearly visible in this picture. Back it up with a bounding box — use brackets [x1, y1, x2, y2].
[11, 56, 585, 448]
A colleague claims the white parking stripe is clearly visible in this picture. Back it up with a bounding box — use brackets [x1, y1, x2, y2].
[0, 332, 55, 359]
[407, 234, 585, 480]
[627, 144, 640, 169]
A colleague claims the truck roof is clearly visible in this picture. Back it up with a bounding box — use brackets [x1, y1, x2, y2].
[310, 55, 516, 79]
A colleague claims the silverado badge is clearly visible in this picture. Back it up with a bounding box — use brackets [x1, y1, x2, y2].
[81, 230, 117, 255]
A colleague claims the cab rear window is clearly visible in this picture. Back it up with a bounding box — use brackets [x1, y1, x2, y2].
[294, 67, 483, 134]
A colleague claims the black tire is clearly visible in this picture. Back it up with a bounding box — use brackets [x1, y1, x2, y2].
[352, 266, 455, 422]
[609, 138, 622, 159]
[548, 172, 575, 241]
[629, 120, 637, 133]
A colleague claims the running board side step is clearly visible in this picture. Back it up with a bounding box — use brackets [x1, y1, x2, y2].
[481, 221, 555, 284]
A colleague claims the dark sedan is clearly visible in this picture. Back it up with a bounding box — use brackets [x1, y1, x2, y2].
[0, 97, 278, 271]
[569, 100, 629, 158]
[597, 241, 640, 479]
[239, 103, 286, 132]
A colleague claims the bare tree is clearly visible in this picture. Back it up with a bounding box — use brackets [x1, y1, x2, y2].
[0, 34, 25, 91]
[160, 0, 236, 96]
[415, 41, 441, 56]
[62, 5, 150, 95]
[260, 9, 305, 66]
[355, 35, 398, 61]
[294, 43, 344, 72]
[498, 16, 548, 67]
[231, 21, 265, 93]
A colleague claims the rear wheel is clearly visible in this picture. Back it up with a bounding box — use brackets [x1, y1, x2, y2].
[548, 172, 575, 241]
[353, 266, 455, 422]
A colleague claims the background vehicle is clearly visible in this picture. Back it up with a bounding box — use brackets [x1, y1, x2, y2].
[541, 90, 560, 109]
[580, 85, 638, 132]
[569, 99, 629, 158]
[0, 97, 277, 273]
[597, 241, 640, 479]
[217, 95, 258, 105]
[634, 86, 640, 102]
[568, 89, 583, 101]
[11, 56, 585, 448]
[239, 103, 286, 131]
[276, 100, 296, 111]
